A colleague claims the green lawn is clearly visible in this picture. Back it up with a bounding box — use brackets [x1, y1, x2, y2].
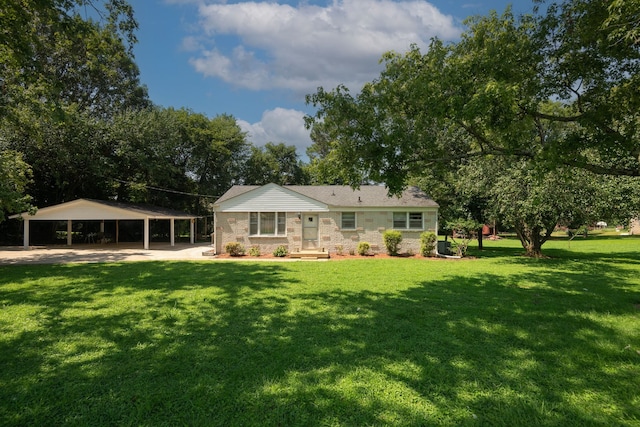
[1, 237, 639, 426]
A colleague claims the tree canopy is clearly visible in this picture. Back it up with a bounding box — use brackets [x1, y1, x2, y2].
[306, 0, 640, 195]
[1, 0, 147, 121]
[0, 150, 34, 222]
[1, 106, 250, 214]
[1, 0, 257, 226]
[1, 0, 149, 221]
[243, 142, 309, 186]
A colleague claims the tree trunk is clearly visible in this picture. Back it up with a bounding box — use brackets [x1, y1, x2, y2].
[515, 224, 545, 257]
[524, 238, 544, 258]
[477, 227, 483, 250]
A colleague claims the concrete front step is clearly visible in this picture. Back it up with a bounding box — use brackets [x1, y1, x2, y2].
[290, 250, 330, 259]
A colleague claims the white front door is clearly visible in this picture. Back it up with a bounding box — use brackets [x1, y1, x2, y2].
[302, 214, 318, 249]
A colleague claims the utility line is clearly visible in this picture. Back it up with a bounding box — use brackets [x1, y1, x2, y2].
[109, 177, 221, 199]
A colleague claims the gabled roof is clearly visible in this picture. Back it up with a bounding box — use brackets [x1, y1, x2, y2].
[10, 198, 198, 221]
[214, 183, 329, 212]
[214, 184, 438, 209]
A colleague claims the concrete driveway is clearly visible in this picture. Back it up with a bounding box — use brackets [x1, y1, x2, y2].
[0, 243, 215, 265]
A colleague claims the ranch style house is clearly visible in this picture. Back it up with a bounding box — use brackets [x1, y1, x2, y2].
[212, 183, 439, 256]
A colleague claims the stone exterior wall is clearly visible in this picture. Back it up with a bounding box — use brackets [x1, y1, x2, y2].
[630, 218, 640, 235]
[215, 210, 438, 255]
[215, 212, 301, 255]
[319, 211, 437, 255]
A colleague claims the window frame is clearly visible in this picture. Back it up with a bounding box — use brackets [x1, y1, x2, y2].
[341, 212, 357, 230]
[393, 212, 407, 229]
[249, 212, 287, 236]
[392, 212, 424, 230]
[409, 212, 423, 229]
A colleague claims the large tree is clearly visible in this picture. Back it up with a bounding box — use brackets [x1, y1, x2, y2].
[490, 158, 640, 256]
[243, 142, 309, 186]
[107, 108, 249, 212]
[107, 108, 195, 209]
[305, 122, 352, 185]
[2, 106, 114, 207]
[177, 111, 249, 200]
[1, 0, 146, 120]
[0, 0, 148, 221]
[306, 1, 640, 194]
[486, 159, 596, 257]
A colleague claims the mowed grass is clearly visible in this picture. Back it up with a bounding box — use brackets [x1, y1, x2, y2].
[1, 237, 639, 426]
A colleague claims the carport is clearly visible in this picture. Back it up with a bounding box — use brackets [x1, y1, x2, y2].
[10, 199, 199, 250]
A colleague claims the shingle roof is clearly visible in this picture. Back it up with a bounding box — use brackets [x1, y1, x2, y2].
[83, 199, 198, 218]
[214, 186, 261, 204]
[215, 185, 438, 208]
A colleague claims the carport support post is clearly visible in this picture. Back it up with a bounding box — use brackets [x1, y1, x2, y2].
[143, 217, 150, 250]
[67, 220, 72, 246]
[23, 219, 30, 249]
[170, 219, 175, 246]
[213, 213, 217, 253]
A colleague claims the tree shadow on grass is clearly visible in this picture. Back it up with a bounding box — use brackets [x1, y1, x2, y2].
[0, 261, 639, 425]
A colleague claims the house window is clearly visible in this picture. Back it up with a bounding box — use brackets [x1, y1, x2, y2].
[249, 212, 286, 236]
[250, 212, 258, 235]
[277, 212, 286, 235]
[393, 212, 407, 228]
[341, 212, 356, 229]
[409, 212, 423, 229]
[393, 212, 423, 229]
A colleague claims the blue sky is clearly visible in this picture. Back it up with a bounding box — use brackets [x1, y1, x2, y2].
[128, 0, 534, 155]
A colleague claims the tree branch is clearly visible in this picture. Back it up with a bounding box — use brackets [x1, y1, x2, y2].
[559, 158, 640, 177]
[529, 110, 583, 122]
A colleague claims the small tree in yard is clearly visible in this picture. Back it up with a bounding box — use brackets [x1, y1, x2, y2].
[383, 230, 403, 256]
[447, 219, 480, 257]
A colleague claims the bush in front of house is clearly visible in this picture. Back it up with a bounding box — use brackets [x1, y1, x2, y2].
[248, 245, 261, 257]
[357, 241, 371, 256]
[225, 242, 245, 256]
[383, 230, 403, 256]
[273, 245, 288, 257]
[420, 231, 437, 257]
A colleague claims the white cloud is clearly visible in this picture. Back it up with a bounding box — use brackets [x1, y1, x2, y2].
[187, 0, 461, 93]
[180, 36, 203, 52]
[237, 108, 313, 153]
